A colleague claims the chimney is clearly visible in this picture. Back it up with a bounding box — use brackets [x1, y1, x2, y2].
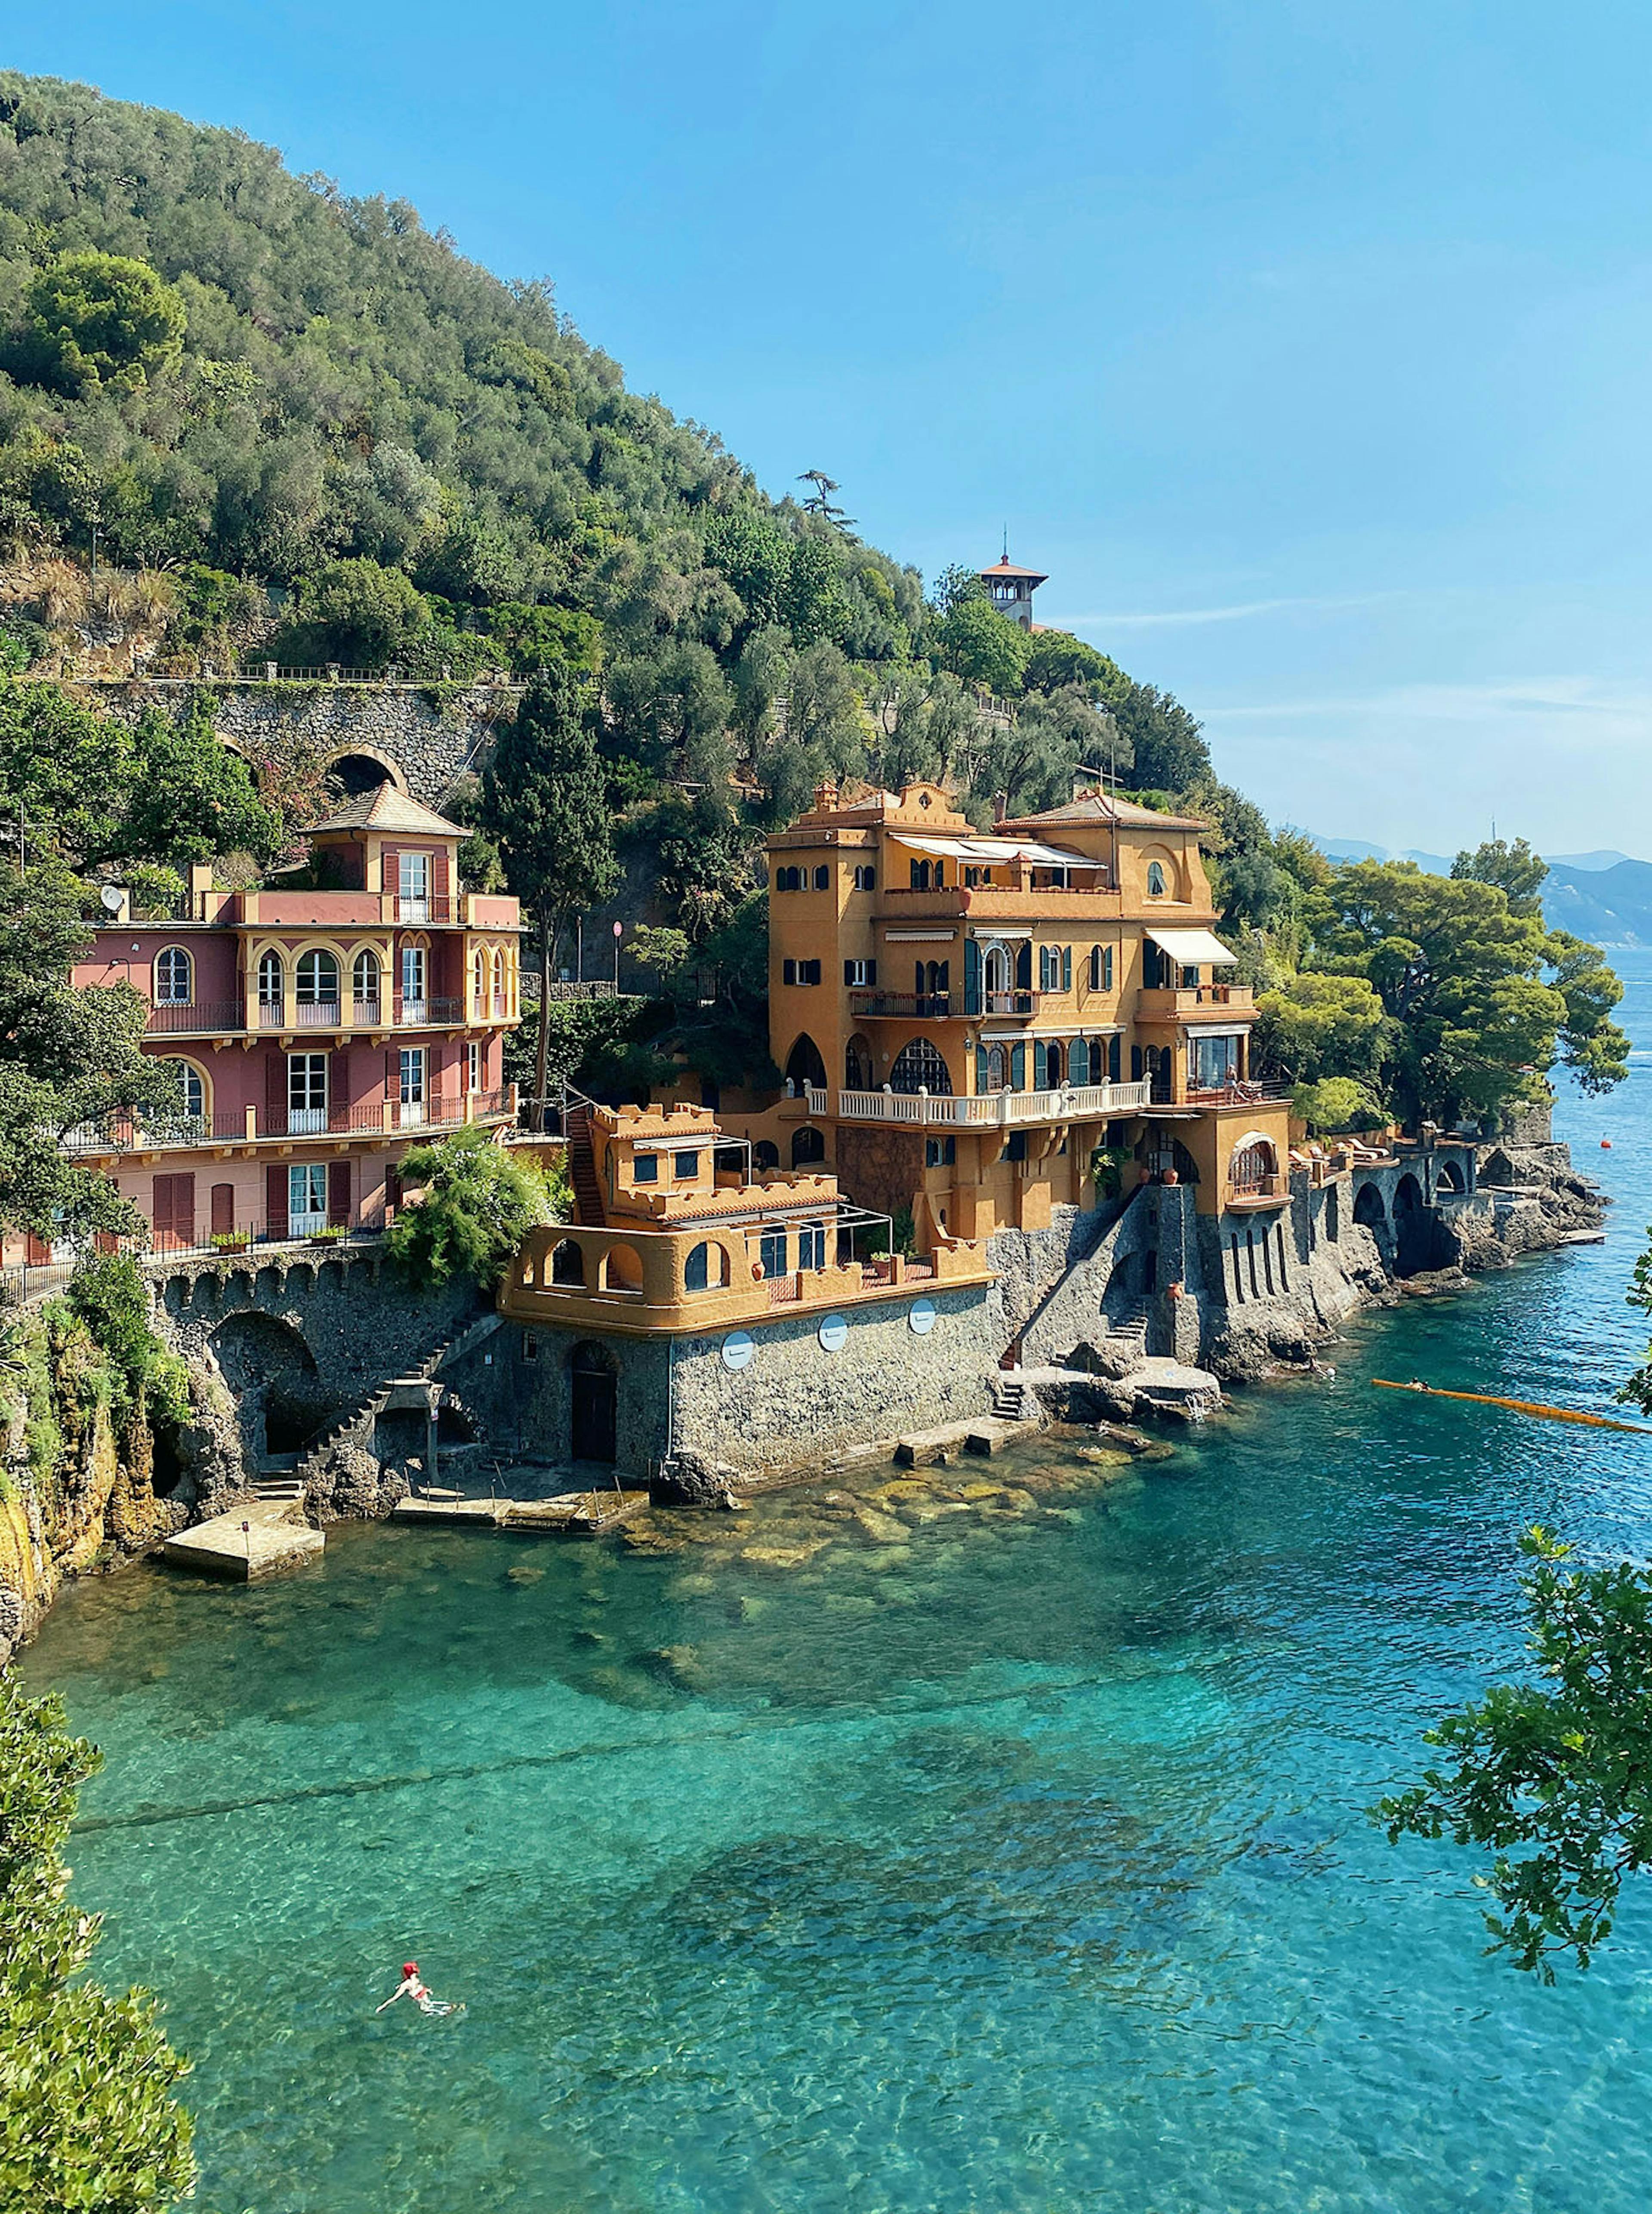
[814, 780, 838, 813]
[188, 861, 213, 920]
[991, 791, 1008, 824]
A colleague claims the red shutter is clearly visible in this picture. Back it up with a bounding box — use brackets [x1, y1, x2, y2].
[211, 1182, 235, 1237]
[330, 1048, 351, 1133]
[267, 1164, 288, 1240]
[327, 1160, 352, 1228]
[25, 1232, 51, 1265]
[265, 1050, 286, 1136]
[382, 846, 399, 905]
[154, 1173, 194, 1251]
[383, 1164, 402, 1218]
[432, 847, 450, 919]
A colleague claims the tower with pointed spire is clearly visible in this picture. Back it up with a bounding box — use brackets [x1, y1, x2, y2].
[977, 537, 1048, 630]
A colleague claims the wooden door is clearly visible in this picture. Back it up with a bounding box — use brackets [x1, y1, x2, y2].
[328, 1161, 352, 1228]
[153, 1173, 195, 1252]
[210, 1183, 236, 1238]
[570, 1352, 617, 1465]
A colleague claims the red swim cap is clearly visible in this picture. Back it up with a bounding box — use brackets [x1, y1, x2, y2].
[402, 1963, 418, 1977]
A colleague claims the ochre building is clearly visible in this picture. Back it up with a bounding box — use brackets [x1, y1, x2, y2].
[729, 781, 1294, 1243]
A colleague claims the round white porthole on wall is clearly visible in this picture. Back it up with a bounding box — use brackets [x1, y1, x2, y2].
[818, 1313, 848, 1352]
[908, 1297, 937, 1336]
[721, 1329, 755, 1372]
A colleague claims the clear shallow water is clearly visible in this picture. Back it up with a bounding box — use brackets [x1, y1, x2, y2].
[24, 961, 1652, 2214]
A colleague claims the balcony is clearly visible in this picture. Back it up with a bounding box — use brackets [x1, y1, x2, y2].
[250, 995, 468, 1033]
[848, 989, 1039, 1021]
[834, 1078, 1151, 1129]
[1135, 983, 1255, 1021]
[1226, 1171, 1287, 1211]
[1183, 1081, 1293, 1109]
[145, 1000, 244, 1037]
[62, 1087, 518, 1157]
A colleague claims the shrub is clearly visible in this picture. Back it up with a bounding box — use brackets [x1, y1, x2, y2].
[385, 1126, 555, 1288]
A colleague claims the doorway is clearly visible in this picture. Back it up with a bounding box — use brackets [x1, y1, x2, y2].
[570, 1342, 618, 1465]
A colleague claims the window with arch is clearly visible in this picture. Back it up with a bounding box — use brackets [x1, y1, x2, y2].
[257, 950, 284, 1006]
[791, 1126, 826, 1168]
[170, 1059, 206, 1123]
[550, 1238, 585, 1285]
[352, 949, 381, 1010]
[814, 865, 830, 890]
[296, 949, 340, 1005]
[154, 947, 192, 1005]
[684, 1241, 730, 1293]
[889, 1038, 953, 1095]
[472, 947, 488, 1007]
[1146, 860, 1167, 896]
[852, 865, 876, 891]
[491, 946, 506, 1010]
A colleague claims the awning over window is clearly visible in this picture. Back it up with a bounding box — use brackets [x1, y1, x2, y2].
[1146, 927, 1238, 967]
[889, 833, 1097, 868]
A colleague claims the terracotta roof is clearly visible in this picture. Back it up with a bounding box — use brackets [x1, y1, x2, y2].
[306, 786, 467, 838]
[978, 557, 1049, 582]
[1001, 791, 1211, 833]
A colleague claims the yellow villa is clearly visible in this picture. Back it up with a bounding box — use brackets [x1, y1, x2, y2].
[727, 780, 1294, 1241]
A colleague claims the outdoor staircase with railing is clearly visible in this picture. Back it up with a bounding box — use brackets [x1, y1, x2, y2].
[563, 1093, 606, 1227]
[289, 1312, 505, 1490]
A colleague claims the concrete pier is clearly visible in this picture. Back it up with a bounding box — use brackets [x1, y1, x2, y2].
[162, 1501, 324, 1581]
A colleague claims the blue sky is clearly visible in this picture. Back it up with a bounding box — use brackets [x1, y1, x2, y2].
[11, 2, 1652, 855]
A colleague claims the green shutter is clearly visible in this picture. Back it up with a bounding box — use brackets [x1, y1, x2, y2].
[1062, 946, 1073, 992]
[965, 937, 981, 1015]
[1011, 1043, 1026, 1090]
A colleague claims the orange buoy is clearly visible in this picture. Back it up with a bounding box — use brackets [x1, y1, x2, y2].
[1602, 1139, 1613, 1149]
[1372, 1379, 1652, 1435]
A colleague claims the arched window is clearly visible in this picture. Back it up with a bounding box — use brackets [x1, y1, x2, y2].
[791, 1126, 826, 1167]
[257, 950, 284, 1006]
[154, 947, 192, 1005]
[601, 1243, 644, 1292]
[1069, 1038, 1091, 1086]
[983, 945, 1011, 1007]
[491, 947, 506, 1011]
[1147, 860, 1167, 896]
[170, 1059, 206, 1122]
[684, 1241, 729, 1293]
[890, 1039, 953, 1095]
[1043, 1039, 1064, 1087]
[983, 1044, 1007, 1094]
[754, 1140, 780, 1171]
[296, 949, 340, 1005]
[784, 1034, 828, 1090]
[844, 1033, 873, 1090]
[473, 947, 488, 1007]
[1230, 1137, 1278, 1195]
[550, 1238, 585, 1285]
[352, 950, 381, 1011]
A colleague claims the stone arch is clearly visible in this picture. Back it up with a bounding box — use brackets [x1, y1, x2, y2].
[890, 1038, 953, 1095]
[754, 1140, 780, 1172]
[844, 1032, 873, 1090]
[1436, 1157, 1466, 1194]
[791, 1126, 826, 1168]
[329, 747, 407, 797]
[784, 1033, 828, 1090]
[1353, 1181, 1387, 1228]
[550, 1237, 586, 1286]
[1229, 1132, 1278, 1196]
[1171, 1139, 1201, 1185]
[1392, 1170, 1434, 1274]
[208, 1309, 331, 1458]
[601, 1242, 644, 1292]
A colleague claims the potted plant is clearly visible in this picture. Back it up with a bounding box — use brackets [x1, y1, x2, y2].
[210, 1229, 251, 1253]
[309, 1223, 348, 1245]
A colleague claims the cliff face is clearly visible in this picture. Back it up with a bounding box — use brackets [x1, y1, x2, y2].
[0, 1308, 187, 1661]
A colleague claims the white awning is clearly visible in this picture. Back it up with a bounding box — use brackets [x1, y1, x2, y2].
[888, 832, 1099, 868]
[1147, 927, 1238, 966]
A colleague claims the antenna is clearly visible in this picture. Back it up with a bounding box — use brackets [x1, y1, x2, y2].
[1002, 523, 1008, 563]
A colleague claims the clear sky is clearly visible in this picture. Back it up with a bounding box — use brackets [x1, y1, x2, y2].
[10, 2, 1652, 856]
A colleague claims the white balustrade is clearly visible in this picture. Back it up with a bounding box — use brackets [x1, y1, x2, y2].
[833, 1080, 1150, 1127]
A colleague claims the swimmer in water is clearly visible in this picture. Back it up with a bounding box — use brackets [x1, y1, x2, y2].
[376, 1962, 462, 2017]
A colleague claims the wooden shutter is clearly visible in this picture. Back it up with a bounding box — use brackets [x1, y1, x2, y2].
[328, 1160, 352, 1228]
[1010, 1043, 1026, 1090]
[1110, 1035, 1121, 1083]
[25, 1232, 51, 1265]
[1032, 1041, 1048, 1089]
[1062, 946, 1073, 992]
[382, 845, 399, 899]
[154, 1173, 194, 1251]
[266, 1164, 288, 1240]
[976, 1044, 989, 1093]
[1015, 942, 1032, 991]
[432, 847, 450, 912]
[1070, 1039, 1089, 1087]
[265, 1050, 287, 1134]
[964, 939, 980, 1016]
[210, 1182, 235, 1236]
[330, 1048, 351, 1133]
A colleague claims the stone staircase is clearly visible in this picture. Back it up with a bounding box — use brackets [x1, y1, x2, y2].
[1103, 1298, 1152, 1363]
[293, 1312, 505, 1488]
[564, 1101, 606, 1226]
[989, 1375, 1030, 1421]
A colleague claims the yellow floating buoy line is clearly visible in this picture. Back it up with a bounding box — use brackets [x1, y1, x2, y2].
[1371, 1379, 1652, 1436]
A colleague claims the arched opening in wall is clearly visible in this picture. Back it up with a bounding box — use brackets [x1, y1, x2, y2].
[550, 1238, 585, 1286]
[1144, 1044, 1173, 1104]
[209, 1310, 330, 1459]
[1353, 1182, 1387, 1230]
[791, 1126, 826, 1168]
[601, 1243, 644, 1293]
[890, 1038, 953, 1095]
[1437, 1158, 1466, 1194]
[329, 750, 407, 798]
[1171, 1140, 1201, 1185]
[785, 1034, 828, 1091]
[844, 1032, 873, 1090]
[684, 1241, 731, 1293]
[1229, 1135, 1278, 1198]
[570, 1340, 619, 1466]
[754, 1140, 780, 1172]
[1392, 1171, 1434, 1275]
[435, 1398, 479, 1446]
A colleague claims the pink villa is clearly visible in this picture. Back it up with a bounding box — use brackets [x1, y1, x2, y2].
[28, 787, 522, 1261]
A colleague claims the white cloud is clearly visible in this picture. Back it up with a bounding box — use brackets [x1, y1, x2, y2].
[1046, 591, 1402, 630]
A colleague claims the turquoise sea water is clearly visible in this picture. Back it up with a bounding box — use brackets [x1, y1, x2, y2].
[23, 959, 1652, 2214]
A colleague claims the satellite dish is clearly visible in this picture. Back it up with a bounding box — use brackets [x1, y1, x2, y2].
[100, 885, 124, 913]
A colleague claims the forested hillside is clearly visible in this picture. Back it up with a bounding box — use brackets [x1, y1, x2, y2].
[0, 69, 1630, 1145]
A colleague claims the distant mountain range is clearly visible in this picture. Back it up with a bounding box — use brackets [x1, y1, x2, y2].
[1292, 831, 1652, 948]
